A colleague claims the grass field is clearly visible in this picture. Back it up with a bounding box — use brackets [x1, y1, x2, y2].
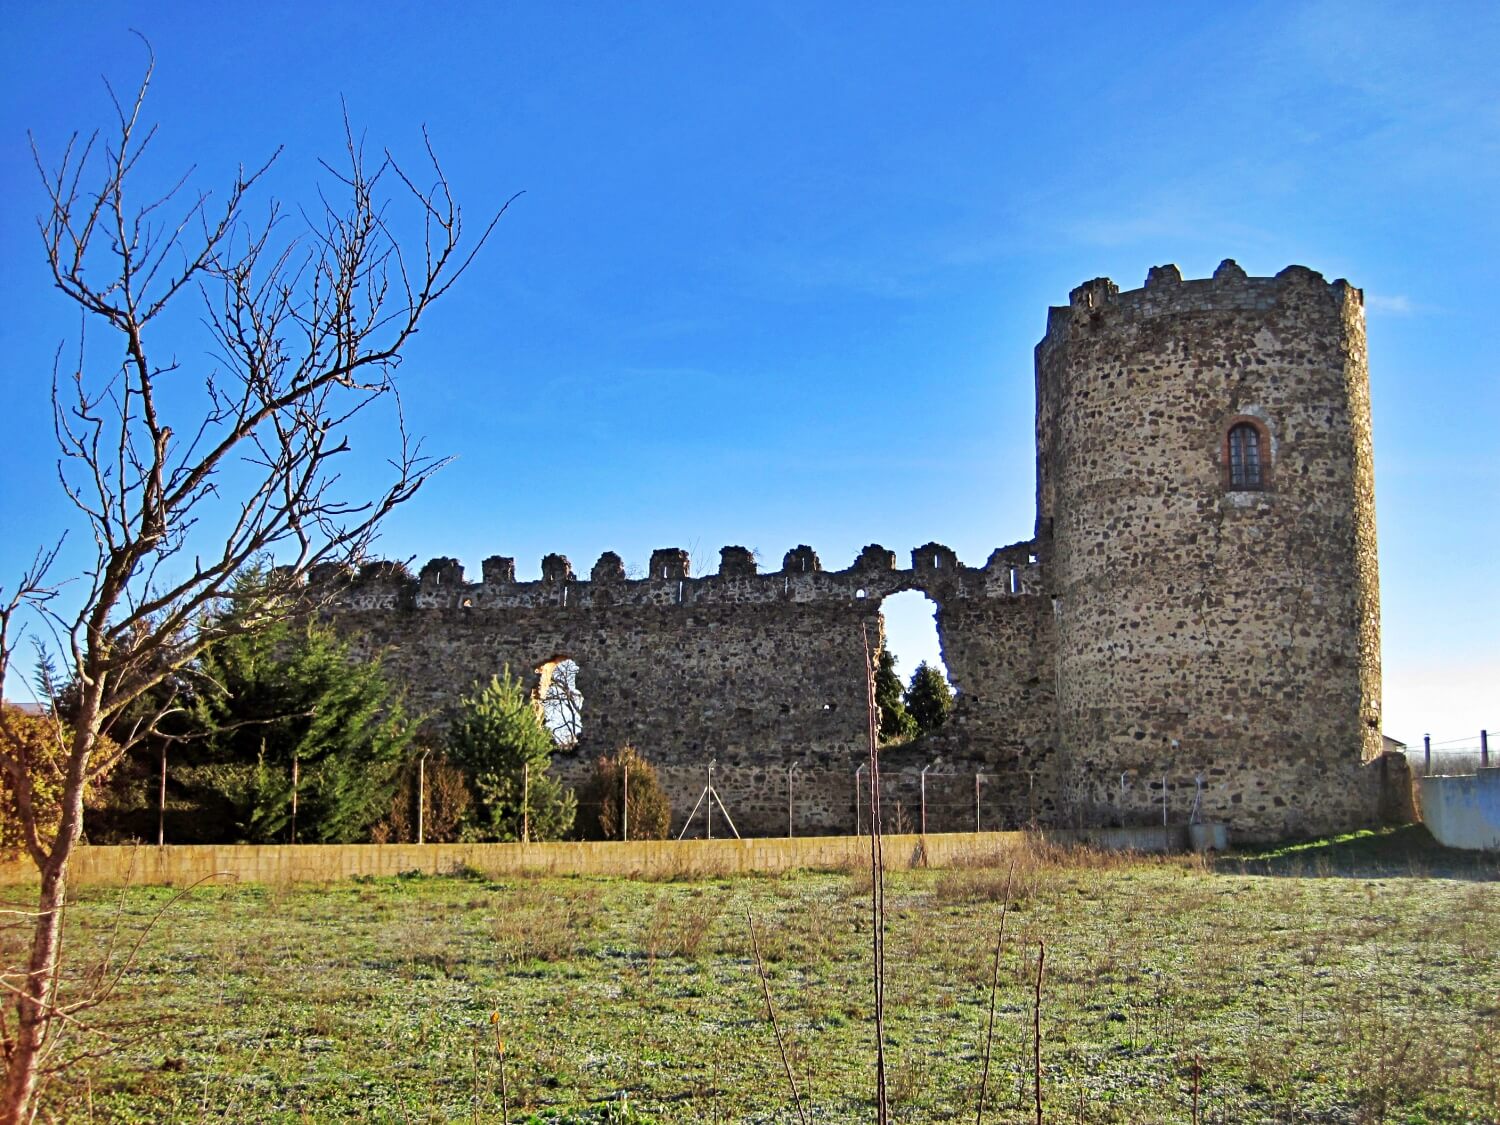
[19, 828, 1500, 1123]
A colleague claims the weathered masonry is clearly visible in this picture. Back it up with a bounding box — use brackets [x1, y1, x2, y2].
[321, 262, 1386, 843]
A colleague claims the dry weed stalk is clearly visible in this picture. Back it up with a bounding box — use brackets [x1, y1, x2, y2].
[747, 910, 809, 1125]
[862, 626, 890, 1125]
[488, 1011, 509, 1125]
[974, 858, 1017, 1124]
[1032, 940, 1046, 1125]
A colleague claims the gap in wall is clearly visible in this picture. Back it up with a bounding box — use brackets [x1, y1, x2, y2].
[537, 657, 584, 747]
[880, 589, 953, 692]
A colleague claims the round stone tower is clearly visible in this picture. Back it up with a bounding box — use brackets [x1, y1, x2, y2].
[1035, 261, 1381, 839]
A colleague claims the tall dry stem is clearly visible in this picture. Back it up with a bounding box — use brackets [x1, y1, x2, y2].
[975, 858, 1017, 1123]
[747, 910, 809, 1125]
[862, 626, 889, 1125]
[1033, 940, 1046, 1125]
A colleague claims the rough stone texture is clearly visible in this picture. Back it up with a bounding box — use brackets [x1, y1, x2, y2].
[323, 546, 1052, 837]
[320, 262, 1383, 843]
[1036, 262, 1382, 838]
[718, 546, 757, 577]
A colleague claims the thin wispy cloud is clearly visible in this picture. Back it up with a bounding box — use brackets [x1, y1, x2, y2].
[1365, 293, 1419, 316]
[1061, 201, 1274, 253]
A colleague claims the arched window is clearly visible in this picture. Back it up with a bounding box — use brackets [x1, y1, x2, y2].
[1225, 421, 1267, 490]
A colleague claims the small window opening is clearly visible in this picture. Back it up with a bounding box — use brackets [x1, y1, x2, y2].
[536, 657, 583, 748]
[1227, 422, 1265, 490]
[461, 597, 474, 609]
[855, 588, 868, 599]
[1007, 566, 1020, 594]
[676, 579, 684, 604]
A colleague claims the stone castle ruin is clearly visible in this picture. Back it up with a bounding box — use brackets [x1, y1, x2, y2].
[318, 261, 1385, 843]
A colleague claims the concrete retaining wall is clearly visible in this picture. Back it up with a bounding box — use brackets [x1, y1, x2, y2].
[0, 826, 1188, 887]
[1419, 769, 1500, 851]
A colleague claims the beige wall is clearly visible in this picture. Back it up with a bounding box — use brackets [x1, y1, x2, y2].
[0, 827, 1186, 887]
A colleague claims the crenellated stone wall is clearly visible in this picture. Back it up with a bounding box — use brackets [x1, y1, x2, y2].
[320, 261, 1386, 844]
[319, 543, 1055, 838]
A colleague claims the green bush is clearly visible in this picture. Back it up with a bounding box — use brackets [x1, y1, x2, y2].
[580, 745, 671, 840]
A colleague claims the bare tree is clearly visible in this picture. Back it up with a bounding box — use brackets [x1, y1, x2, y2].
[0, 46, 505, 1121]
[538, 658, 583, 748]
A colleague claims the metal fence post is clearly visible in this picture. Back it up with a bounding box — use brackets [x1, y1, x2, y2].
[787, 762, 798, 838]
[417, 748, 429, 845]
[1483, 729, 1490, 769]
[1424, 733, 1431, 773]
[855, 764, 867, 835]
[920, 761, 938, 835]
[158, 746, 168, 848]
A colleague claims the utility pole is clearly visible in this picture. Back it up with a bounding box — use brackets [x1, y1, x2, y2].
[706, 761, 714, 840]
[622, 760, 629, 842]
[974, 771, 983, 833]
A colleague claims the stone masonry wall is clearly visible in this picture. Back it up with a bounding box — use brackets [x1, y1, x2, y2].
[319, 543, 1056, 838]
[1036, 262, 1383, 840]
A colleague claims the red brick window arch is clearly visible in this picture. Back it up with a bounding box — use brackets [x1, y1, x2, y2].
[1223, 417, 1271, 490]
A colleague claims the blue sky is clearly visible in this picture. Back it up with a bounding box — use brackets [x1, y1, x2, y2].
[1, 2, 1495, 749]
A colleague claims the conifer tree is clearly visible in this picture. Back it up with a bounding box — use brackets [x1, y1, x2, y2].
[905, 661, 954, 735]
[875, 647, 918, 743]
[448, 671, 576, 841]
[183, 591, 414, 843]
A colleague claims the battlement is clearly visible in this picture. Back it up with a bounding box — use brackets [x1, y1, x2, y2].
[1039, 261, 1363, 352]
[315, 540, 1045, 613]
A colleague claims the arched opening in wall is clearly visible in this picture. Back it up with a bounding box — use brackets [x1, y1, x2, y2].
[878, 589, 955, 744]
[535, 657, 583, 748]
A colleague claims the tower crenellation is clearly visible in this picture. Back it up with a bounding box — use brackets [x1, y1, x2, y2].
[1037, 261, 1381, 836]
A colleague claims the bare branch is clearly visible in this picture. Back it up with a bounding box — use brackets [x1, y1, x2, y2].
[2, 42, 503, 1119]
